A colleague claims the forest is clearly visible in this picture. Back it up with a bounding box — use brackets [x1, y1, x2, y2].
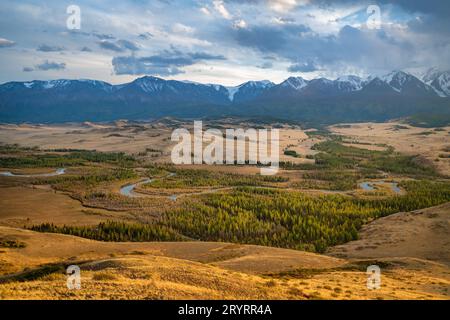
[29, 180, 450, 253]
[5, 137, 450, 253]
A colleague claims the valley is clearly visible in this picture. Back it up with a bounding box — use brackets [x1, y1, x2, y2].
[0, 119, 449, 300]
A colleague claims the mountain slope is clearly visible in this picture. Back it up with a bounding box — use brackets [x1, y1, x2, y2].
[227, 80, 274, 103]
[0, 71, 449, 124]
[422, 68, 450, 97]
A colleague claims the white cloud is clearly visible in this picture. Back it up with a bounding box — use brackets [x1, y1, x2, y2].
[233, 19, 247, 29]
[0, 38, 16, 48]
[200, 7, 211, 15]
[213, 1, 232, 20]
[172, 23, 195, 34]
[268, 0, 309, 13]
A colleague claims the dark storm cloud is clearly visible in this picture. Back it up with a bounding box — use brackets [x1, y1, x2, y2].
[22, 67, 34, 72]
[112, 48, 226, 76]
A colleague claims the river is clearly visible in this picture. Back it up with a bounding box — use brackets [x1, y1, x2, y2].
[0, 168, 66, 177]
[359, 181, 401, 194]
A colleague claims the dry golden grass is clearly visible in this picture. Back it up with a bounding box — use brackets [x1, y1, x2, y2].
[328, 202, 450, 265]
[0, 120, 449, 300]
[0, 121, 321, 165]
[0, 222, 449, 300]
[329, 122, 450, 175]
[0, 226, 343, 276]
[0, 122, 173, 156]
[0, 186, 131, 228]
[0, 252, 448, 300]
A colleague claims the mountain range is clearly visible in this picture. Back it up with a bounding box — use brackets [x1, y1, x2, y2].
[0, 69, 449, 124]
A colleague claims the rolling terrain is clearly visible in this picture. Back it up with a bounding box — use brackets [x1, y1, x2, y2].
[0, 119, 448, 300]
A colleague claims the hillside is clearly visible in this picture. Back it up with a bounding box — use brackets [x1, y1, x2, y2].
[328, 203, 450, 265]
[1, 212, 449, 300]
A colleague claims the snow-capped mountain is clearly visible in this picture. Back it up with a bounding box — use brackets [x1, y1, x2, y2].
[0, 70, 448, 123]
[380, 71, 436, 96]
[115, 76, 230, 105]
[227, 80, 274, 103]
[280, 77, 309, 90]
[336, 75, 365, 91]
[0, 79, 113, 92]
[422, 68, 450, 97]
[274, 75, 364, 96]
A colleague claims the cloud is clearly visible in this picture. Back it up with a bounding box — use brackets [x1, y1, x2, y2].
[232, 23, 311, 53]
[22, 67, 34, 72]
[1, 0, 450, 84]
[112, 48, 226, 76]
[117, 39, 139, 51]
[98, 39, 139, 52]
[200, 7, 211, 15]
[288, 60, 319, 72]
[36, 60, 66, 71]
[92, 32, 115, 40]
[37, 44, 65, 52]
[172, 23, 195, 34]
[257, 61, 273, 69]
[138, 32, 153, 40]
[233, 19, 247, 29]
[0, 38, 15, 48]
[268, 0, 309, 13]
[213, 1, 232, 19]
[98, 40, 124, 52]
[230, 19, 426, 74]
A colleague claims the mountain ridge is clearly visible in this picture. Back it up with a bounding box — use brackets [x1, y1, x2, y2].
[1, 70, 449, 124]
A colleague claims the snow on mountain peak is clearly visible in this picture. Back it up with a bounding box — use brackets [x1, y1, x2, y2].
[226, 80, 274, 101]
[282, 77, 308, 90]
[134, 76, 165, 93]
[336, 75, 364, 91]
[421, 68, 450, 97]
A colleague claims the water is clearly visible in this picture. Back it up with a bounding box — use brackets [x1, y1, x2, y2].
[0, 168, 66, 177]
[391, 183, 401, 193]
[359, 182, 375, 191]
[119, 172, 179, 201]
[359, 181, 401, 194]
[119, 178, 152, 197]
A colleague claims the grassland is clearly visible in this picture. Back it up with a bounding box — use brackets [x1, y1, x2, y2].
[0, 119, 449, 300]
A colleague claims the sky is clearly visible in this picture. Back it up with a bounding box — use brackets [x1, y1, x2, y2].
[0, 0, 449, 86]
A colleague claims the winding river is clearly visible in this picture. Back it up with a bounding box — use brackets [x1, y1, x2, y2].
[120, 174, 403, 201]
[0, 168, 66, 177]
[119, 172, 232, 201]
[119, 178, 153, 198]
[120, 173, 178, 199]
